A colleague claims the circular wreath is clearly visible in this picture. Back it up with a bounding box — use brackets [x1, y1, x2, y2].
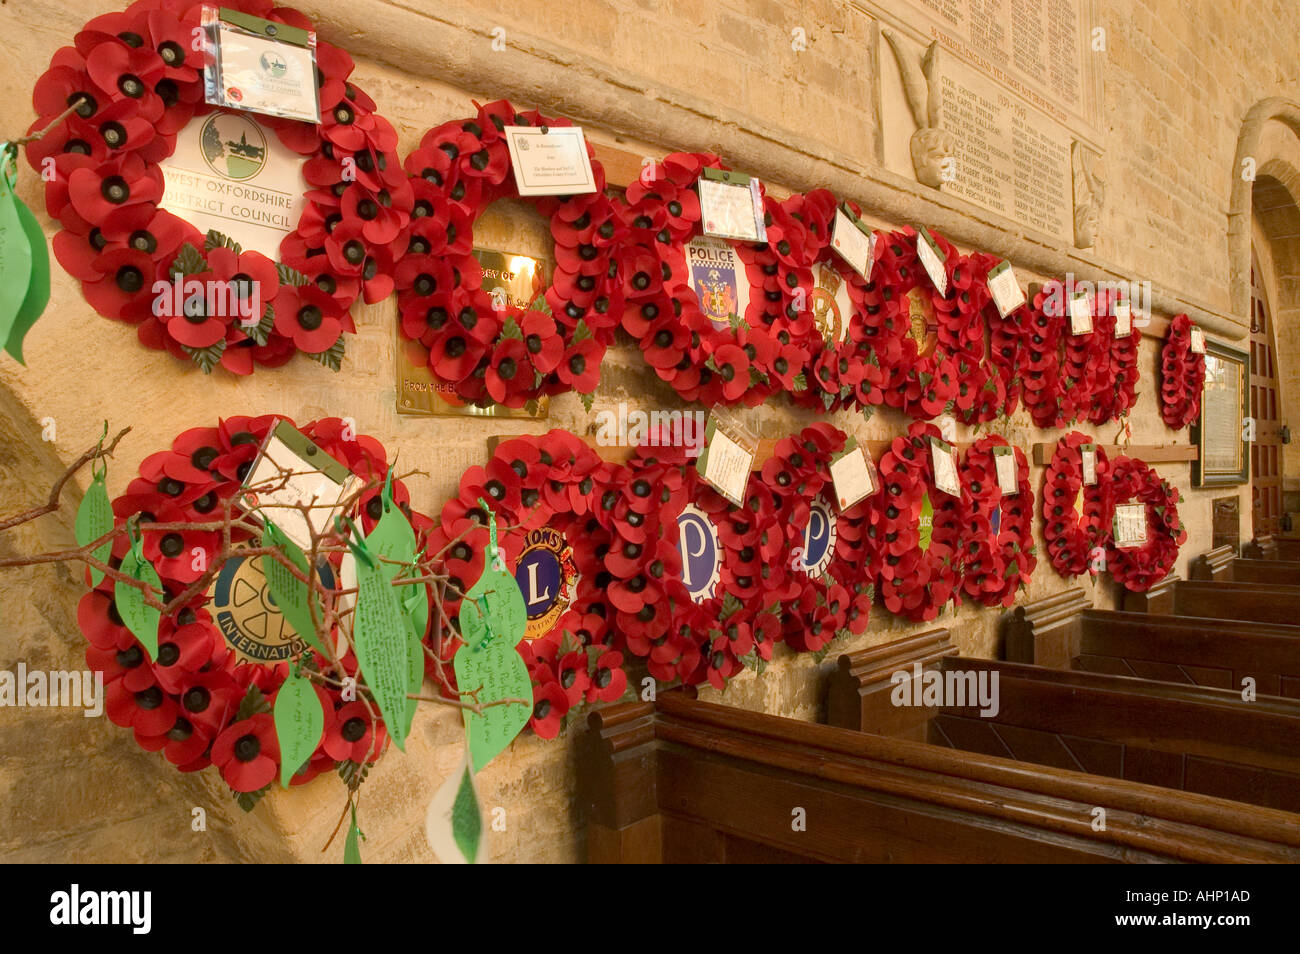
[871, 420, 966, 621]
[761, 423, 875, 651]
[617, 153, 825, 407]
[1104, 455, 1187, 591]
[80, 415, 430, 792]
[1041, 430, 1113, 578]
[960, 436, 1035, 607]
[29, 0, 410, 374]
[395, 101, 623, 408]
[872, 228, 993, 421]
[1160, 313, 1206, 430]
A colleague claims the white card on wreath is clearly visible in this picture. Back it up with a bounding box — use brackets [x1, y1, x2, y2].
[1081, 445, 1098, 486]
[930, 437, 961, 497]
[241, 420, 359, 551]
[1113, 503, 1148, 548]
[830, 442, 878, 511]
[916, 227, 949, 297]
[698, 416, 756, 507]
[987, 261, 1026, 318]
[1190, 327, 1206, 354]
[831, 207, 876, 282]
[204, 6, 321, 124]
[1069, 290, 1093, 335]
[698, 174, 766, 243]
[993, 447, 1018, 495]
[503, 125, 598, 197]
[1113, 298, 1133, 338]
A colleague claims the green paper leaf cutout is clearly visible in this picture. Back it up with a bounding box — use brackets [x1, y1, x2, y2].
[452, 763, 482, 863]
[351, 534, 414, 752]
[274, 669, 325, 788]
[454, 637, 531, 772]
[4, 196, 50, 363]
[75, 471, 114, 587]
[344, 804, 363, 864]
[456, 503, 526, 652]
[260, 524, 325, 654]
[0, 148, 34, 352]
[115, 536, 162, 661]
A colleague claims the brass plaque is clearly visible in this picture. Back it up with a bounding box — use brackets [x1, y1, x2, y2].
[396, 247, 551, 418]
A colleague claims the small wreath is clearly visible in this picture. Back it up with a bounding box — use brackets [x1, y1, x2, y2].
[873, 228, 991, 420]
[82, 415, 428, 795]
[761, 423, 875, 652]
[960, 436, 1035, 607]
[871, 420, 965, 621]
[1160, 313, 1206, 430]
[1086, 287, 1139, 426]
[617, 153, 824, 406]
[395, 101, 624, 408]
[1041, 430, 1113, 577]
[1105, 455, 1187, 591]
[29, 0, 409, 374]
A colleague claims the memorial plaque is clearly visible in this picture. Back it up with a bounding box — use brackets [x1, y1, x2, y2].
[1192, 340, 1249, 487]
[396, 247, 550, 418]
[874, 0, 1102, 243]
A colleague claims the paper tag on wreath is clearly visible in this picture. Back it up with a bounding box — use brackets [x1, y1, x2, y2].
[698, 168, 766, 243]
[1080, 444, 1098, 486]
[241, 419, 358, 552]
[987, 260, 1025, 318]
[993, 446, 1018, 496]
[503, 125, 598, 197]
[1112, 503, 1148, 549]
[1190, 326, 1206, 354]
[696, 408, 757, 507]
[916, 226, 948, 297]
[203, 6, 321, 123]
[929, 437, 961, 497]
[1113, 297, 1133, 338]
[829, 437, 878, 511]
[1068, 290, 1093, 335]
[830, 204, 876, 281]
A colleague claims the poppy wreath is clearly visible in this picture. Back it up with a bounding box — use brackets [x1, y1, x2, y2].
[1041, 430, 1114, 578]
[1160, 313, 1206, 430]
[1086, 286, 1140, 426]
[80, 415, 432, 793]
[873, 228, 992, 421]
[617, 153, 826, 407]
[395, 102, 623, 409]
[28, 0, 411, 375]
[1105, 455, 1188, 592]
[801, 195, 894, 413]
[761, 423, 876, 651]
[871, 420, 967, 621]
[959, 436, 1036, 607]
[1018, 283, 1067, 428]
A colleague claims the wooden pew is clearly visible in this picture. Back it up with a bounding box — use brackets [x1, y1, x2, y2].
[828, 630, 1300, 813]
[1003, 586, 1300, 699]
[1189, 544, 1300, 585]
[1242, 534, 1300, 561]
[1119, 572, 1300, 627]
[581, 692, 1300, 862]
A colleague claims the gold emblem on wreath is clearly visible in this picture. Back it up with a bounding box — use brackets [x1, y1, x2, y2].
[906, 287, 938, 358]
[811, 264, 844, 342]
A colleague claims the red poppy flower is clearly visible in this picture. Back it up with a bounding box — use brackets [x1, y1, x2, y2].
[212, 713, 280, 792]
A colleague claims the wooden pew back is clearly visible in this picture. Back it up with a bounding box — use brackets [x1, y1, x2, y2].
[582, 693, 1300, 863]
[1189, 544, 1300, 585]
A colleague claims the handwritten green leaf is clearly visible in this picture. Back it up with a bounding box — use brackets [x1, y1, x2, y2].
[115, 537, 161, 661]
[274, 669, 325, 788]
[75, 471, 114, 587]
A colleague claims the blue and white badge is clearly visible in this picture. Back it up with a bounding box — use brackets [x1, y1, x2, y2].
[514, 527, 578, 642]
[676, 504, 721, 603]
[796, 495, 838, 578]
[212, 550, 335, 664]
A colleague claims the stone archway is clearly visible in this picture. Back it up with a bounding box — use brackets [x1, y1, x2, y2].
[0, 383, 292, 862]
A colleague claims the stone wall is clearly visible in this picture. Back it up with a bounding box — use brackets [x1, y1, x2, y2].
[0, 0, 1296, 863]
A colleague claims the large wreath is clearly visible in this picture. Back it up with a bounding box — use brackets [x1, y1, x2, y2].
[395, 101, 623, 408]
[960, 435, 1035, 607]
[1041, 430, 1113, 577]
[871, 420, 965, 621]
[617, 153, 824, 407]
[1160, 313, 1206, 430]
[81, 415, 429, 795]
[29, 0, 410, 374]
[1086, 287, 1139, 426]
[1105, 455, 1187, 591]
[761, 423, 875, 652]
